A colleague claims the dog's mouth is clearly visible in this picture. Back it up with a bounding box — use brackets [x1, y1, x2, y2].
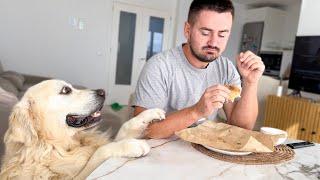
[66, 106, 103, 128]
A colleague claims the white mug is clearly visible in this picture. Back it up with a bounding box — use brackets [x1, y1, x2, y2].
[276, 86, 283, 97]
[260, 127, 288, 145]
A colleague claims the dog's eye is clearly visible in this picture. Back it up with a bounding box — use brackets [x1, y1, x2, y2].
[60, 86, 72, 95]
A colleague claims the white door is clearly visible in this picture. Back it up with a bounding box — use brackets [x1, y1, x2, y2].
[108, 2, 171, 105]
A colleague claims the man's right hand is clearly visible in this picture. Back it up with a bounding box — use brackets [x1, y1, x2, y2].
[191, 85, 230, 118]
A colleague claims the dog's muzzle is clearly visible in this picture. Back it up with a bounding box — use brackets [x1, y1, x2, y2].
[66, 105, 101, 128]
[66, 89, 106, 128]
[66, 106, 103, 128]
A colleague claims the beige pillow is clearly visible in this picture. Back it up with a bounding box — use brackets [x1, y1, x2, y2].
[0, 71, 25, 90]
[0, 77, 19, 96]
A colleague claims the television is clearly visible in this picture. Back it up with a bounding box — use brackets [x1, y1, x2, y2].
[288, 36, 320, 94]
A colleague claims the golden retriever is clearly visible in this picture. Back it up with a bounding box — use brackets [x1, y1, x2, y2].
[0, 80, 165, 179]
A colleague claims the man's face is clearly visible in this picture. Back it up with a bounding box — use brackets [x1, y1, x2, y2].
[185, 10, 233, 63]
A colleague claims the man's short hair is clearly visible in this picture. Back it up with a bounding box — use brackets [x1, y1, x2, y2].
[188, 0, 234, 24]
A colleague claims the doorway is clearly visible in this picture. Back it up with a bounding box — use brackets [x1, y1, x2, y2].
[108, 2, 171, 105]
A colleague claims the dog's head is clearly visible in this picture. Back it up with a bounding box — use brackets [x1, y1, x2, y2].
[4, 80, 105, 146]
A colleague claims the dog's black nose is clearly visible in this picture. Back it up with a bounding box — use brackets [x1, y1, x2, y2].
[95, 89, 105, 98]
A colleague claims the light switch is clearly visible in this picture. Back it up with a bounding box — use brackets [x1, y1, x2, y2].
[78, 20, 84, 30]
[68, 16, 78, 27]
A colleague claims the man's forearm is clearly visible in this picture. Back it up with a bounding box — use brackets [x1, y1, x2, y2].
[145, 107, 200, 139]
[229, 82, 258, 130]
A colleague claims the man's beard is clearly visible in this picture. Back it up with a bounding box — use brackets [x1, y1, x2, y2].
[189, 41, 220, 63]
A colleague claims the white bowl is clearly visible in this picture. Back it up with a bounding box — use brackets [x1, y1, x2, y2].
[260, 127, 288, 145]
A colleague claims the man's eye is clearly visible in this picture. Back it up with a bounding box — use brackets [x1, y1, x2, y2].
[60, 86, 72, 95]
[201, 31, 210, 36]
[219, 33, 227, 38]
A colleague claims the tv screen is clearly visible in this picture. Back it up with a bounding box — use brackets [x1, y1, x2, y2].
[288, 36, 320, 94]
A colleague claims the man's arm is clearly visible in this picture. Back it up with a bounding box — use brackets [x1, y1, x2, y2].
[224, 51, 265, 130]
[134, 106, 199, 139]
[224, 82, 258, 130]
[134, 85, 230, 139]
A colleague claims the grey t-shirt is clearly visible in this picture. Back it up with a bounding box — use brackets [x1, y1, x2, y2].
[133, 44, 241, 120]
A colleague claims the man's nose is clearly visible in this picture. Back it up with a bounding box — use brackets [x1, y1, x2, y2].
[207, 33, 219, 47]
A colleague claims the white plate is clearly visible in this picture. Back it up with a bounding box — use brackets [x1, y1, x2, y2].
[203, 145, 252, 156]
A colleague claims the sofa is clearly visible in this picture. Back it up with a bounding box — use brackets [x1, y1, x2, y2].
[0, 62, 52, 159]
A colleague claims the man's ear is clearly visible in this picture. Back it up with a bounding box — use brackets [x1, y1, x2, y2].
[184, 21, 191, 40]
[4, 99, 38, 146]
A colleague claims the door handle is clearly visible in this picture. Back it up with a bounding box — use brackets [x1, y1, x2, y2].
[139, 58, 146, 61]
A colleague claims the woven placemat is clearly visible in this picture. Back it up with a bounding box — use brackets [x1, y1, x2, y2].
[192, 143, 295, 165]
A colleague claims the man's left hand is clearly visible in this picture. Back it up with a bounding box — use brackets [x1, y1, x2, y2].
[236, 51, 265, 85]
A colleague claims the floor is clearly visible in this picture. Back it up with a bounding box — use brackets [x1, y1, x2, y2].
[98, 105, 131, 137]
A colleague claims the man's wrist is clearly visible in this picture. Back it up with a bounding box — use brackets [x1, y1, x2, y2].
[242, 79, 259, 88]
[188, 106, 202, 121]
[241, 79, 259, 97]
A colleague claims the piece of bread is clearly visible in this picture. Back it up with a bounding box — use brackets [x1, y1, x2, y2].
[225, 85, 241, 102]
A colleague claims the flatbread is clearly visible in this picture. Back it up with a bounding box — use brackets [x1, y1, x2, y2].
[225, 85, 241, 102]
[176, 121, 276, 152]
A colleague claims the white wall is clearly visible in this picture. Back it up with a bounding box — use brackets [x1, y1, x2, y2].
[174, 0, 192, 46]
[0, 0, 112, 89]
[0, 0, 177, 90]
[174, 0, 247, 64]
[282, 1, 302, 49]
[222, 3, 247, 63]
[297, 0, 320, 36]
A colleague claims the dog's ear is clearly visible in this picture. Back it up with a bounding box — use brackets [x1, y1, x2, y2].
[4, 99, 38, 146]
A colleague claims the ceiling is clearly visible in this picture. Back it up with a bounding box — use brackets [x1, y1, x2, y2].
[233, 0, 301, 9]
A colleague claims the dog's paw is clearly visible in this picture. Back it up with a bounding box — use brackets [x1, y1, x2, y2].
[120, 139, 150, 157]
[138, 108, 166, 124]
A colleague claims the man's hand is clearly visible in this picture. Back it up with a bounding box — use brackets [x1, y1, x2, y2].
[191, 85, 230, 118]
[236, 51, 265, 84]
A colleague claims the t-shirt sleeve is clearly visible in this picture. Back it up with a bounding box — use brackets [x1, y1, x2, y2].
[132, 56, 169, 110]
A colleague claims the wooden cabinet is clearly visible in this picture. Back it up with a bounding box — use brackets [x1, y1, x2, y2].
[264, 95, 320, 143]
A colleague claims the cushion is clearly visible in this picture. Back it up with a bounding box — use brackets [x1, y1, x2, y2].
[0, 77, 19, 96]
[0, 86, 18, 108]
[0, 71, 25, 90]
[0, 61, 3, 73]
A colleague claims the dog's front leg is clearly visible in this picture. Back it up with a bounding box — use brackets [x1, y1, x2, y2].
[74, 139, 150, 179]
[115, 108, 165, 141]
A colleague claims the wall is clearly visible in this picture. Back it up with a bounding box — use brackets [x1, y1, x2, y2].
[222, 3, 247, 63]
[297, 0, 320, 36]
[282, 1, 302, 49]
[174, 0, 192, 46]
[0, 0, 112, 89]
[174, 0, 247, 64]
[0, 0, 177, 90]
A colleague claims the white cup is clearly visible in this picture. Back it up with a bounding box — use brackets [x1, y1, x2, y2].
[276, 86, 283, 97]
[260, 127, 288, 145]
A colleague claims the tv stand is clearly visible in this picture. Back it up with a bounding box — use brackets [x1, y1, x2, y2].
[289, 90, 302, 97]
[264, 95, 320, 143]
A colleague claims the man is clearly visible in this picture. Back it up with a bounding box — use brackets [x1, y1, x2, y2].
[132, 0, 265, 139]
